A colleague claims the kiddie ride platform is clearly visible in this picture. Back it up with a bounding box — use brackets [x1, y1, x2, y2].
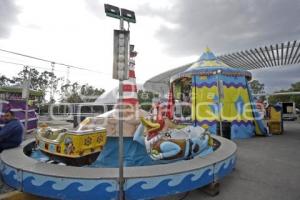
[0, 135, 236, 200]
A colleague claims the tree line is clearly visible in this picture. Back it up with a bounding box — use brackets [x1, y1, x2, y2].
[249, 79, 300, 108]
[0, 68, 105, 103]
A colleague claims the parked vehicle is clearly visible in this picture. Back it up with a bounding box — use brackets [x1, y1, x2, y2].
[47, 103, 115, 127]
[281, 102, 297, 121]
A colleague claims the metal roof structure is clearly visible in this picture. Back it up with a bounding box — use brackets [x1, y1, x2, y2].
[218, 40, 300, 70]
[144, 40, 300, 95]
[143, 63, 193, 94]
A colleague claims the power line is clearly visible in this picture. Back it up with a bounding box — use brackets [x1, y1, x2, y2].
[0, 54, 31, 64]
[0, 48, 153, 84]
[0, 59, 23, 66]
[0, 48, 111, 75]
[0, 59, 65, 73]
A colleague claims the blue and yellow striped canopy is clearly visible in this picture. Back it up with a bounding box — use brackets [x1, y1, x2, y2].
[170, 48, 252, 82]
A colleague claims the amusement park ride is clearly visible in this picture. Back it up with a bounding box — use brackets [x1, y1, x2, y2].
[0, 4, 296, 200]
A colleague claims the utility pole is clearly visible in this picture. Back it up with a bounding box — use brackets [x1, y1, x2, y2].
[50, 62, 55, 102]
[66, 66, 70, 84]
[22, 66, 31, 134]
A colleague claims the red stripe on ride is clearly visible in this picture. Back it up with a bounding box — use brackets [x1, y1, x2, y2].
[119, 98, 139, 105]
[123, 84, 137, 92]
[129, 70, 135, 78]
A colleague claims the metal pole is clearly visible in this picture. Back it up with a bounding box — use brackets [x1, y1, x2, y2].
[24, 68, 31, 134]
[216, 73, 223, 137]
[50, 62, 55, 102]
[66, 66, 70, 84]
[118, 18, 125, 200]
[118, 80, 124, 200]
[25, 97, 28, 133]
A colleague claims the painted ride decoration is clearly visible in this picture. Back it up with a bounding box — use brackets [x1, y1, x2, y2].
[36, 119, 107, 166]
[266, 104, 283, 134]
[170, 48, 269, 139]
[35, 48, 260, 167]
[134, 117, 214, 162]
[0, 47, 238, 200]
[33, 48, 269, 167]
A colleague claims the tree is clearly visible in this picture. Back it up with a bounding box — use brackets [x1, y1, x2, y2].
[1, 68, 105, 103]
[60, 82, 82, 103]
[60, 82, 105, 103]
[0, 75, 14, 86]
[249, 80, 265, 94]
[10, 68, 63, 102]
[138, 90, 159, 111]
[290, 82, 300, 91]
[290, 82, 300, 108]
[12, 68, 61, 91]
[80, 84, 105, 102]
[268, 81, 300, 108]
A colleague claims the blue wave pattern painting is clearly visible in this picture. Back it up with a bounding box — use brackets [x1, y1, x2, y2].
[125, 166, 214, 200]
[214, 155, 236, 179]
[195, 120, 218, 126]
[193, 74, 247, 89]
[1, 153, 236, 200]
[193, 82, 247, 89]
[1, 164, 21, 189]
[195, 119, 255, 138]
[125, 155, 236, 200]
[193, 82, 217, 88]
[231, 123, 255, 139]
[22, 172, 118, 200]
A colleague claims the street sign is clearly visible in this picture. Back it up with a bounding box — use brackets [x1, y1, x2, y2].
[113, 30, 129, 81]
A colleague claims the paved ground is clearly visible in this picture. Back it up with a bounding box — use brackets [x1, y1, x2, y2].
[0, 120, 74, 195]
[1, 120, 300, 199]
[162, 120, 300, 200]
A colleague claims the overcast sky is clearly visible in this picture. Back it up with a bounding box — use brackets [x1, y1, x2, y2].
[0, 0, 299, 94]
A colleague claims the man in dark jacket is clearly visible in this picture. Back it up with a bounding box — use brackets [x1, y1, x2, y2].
[0, 111, 24, 152]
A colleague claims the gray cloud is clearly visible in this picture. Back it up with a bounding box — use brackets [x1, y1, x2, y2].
[136, 3, 172, 18]
[251, 64, 300, 92]
[139, 0, 300, 91]
[84, 0, 106, 19]
[0, 0, 19, 38]
[151, 0, 300, 56]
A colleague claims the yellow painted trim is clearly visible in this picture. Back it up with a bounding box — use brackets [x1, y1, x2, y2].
[0, 191, 44, 200]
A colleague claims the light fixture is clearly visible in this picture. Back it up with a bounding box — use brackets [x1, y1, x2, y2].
[104, 4, 121, 19]
[121, 8, 136, 23]
[113, 30, 129, 80]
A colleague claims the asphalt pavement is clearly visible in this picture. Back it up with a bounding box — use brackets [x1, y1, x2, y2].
[1, 120, 300, 200]
[162, 120, 300, 200]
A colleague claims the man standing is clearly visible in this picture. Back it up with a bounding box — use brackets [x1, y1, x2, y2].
[0, 111, 24, 153]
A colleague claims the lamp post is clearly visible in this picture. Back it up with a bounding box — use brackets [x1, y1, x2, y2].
[104, 4, 136, 200]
